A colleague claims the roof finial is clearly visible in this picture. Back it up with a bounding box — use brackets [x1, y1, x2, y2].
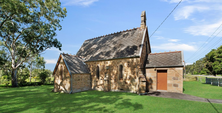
[141, 11, 146, 29]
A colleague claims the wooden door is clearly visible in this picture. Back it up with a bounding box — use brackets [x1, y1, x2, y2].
[157, 70, 167, 90]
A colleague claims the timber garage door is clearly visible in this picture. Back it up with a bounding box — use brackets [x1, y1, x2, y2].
[157, 70, 167, 90]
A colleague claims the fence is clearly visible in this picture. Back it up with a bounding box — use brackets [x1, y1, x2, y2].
[205, 77, 222, 87]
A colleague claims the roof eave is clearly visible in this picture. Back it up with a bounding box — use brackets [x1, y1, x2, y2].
[139, 27, 147, 57]
[61, 54, 72, 75]
[146, 65, 184, 68]
[71, 73, 91, 74]
[52, 54, 62, 75]
[85, 56, 140, 62]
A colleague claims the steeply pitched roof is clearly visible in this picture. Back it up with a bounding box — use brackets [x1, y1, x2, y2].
[62, 54, 89, 74]
[76, 27, 146, 61]
[146, 51, 184, 68]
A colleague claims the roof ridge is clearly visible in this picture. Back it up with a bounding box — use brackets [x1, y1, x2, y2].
[85, 27, 140, 41]
[62, 53, 78, 57]
[149, 51, 181, 55]
[62, 53, 86, 62]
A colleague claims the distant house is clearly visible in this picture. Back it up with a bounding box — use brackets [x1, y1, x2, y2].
[53, 11, 184, 94]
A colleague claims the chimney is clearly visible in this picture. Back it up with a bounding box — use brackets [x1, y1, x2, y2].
[141, 11, 146, 29]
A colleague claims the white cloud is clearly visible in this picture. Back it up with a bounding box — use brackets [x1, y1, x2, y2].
[174, 5, 209, 20]
[152, 43, 196, 51]
[45, 59, 57, 64]
[46, 48, 71, 55]
[185, 20, 222, 36]
[168, 39, 180, 42]
[154, 36, 180, 42]
[61, 0, 99, 6]
[164, 0, 222, 3]
[163, 0, 185, 3]
[191, 0, 222, 3]
[47, 48, 61, 52]
[154, 36, 165, 39]
[185, 62, 193, 65]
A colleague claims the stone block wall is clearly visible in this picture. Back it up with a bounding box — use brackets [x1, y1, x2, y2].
[54, 57, 71, 93]
[146, 67, 183, 93]
[86, 57, 146, 93]
[72, 73, 91, 93]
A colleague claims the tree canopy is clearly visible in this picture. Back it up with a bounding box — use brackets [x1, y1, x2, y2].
[0, 0, 67, 86]
[186, 45, 222, 75]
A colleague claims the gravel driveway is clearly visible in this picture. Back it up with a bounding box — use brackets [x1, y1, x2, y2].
[146, 91, 222, 104]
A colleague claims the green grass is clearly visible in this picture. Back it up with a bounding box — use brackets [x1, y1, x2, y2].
[183, 81, 222, 100]
[0, 85, 222, 113]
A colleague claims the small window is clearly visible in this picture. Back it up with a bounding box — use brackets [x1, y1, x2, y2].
[60, 65, 63, 79]
[96, 66, 100, 79]
[119, 65, 123, 80]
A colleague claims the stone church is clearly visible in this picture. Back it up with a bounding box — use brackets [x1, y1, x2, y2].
[53, 11, 184, 94]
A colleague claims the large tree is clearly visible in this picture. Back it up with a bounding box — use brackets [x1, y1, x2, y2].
[205, 49, 217, 75]
[0, 0, 67, 87]
[186, 46, 222, 76]
[27, 55, 45, 82]
[211, 46, 222, 75]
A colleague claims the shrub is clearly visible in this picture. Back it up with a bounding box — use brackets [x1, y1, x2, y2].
[0, 75, 11, 86]
[39, 71, 48, 84]
[184, 75, 197, 81]
[18, 72, 29, 86]
[46, 77, 54, 85]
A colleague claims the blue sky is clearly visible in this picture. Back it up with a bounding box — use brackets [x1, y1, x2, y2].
[42, 0, 222, 71]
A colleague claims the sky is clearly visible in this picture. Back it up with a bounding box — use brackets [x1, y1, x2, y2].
[42, 0, 222, 71]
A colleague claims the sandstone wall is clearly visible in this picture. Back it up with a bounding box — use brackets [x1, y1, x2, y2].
[86, 57, 145, 93]
[72, 73, 91, 93]
[146, 67, 183, 93]
[54, 57, 71, 93]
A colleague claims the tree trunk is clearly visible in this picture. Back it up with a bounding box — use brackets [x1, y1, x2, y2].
[29, 62, 32, 82]
[11, 69, 18, 87]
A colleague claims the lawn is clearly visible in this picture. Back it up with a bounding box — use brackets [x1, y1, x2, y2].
[183, 81, 222, 100]
[0, 84, 222, 113]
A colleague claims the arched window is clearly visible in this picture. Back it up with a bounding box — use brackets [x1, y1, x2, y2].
[96, 66, 100, 79]
[119, 65, 123, 80]
[60, 65, 63, 80]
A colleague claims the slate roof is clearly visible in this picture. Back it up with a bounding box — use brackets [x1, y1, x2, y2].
[76, 27, 146, 61]
[146, 51, 184, 68]
[62, 54, 89, 74]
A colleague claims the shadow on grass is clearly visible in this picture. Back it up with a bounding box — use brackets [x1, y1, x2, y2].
[201, 83, 222, 87]
[207, 99, 220, 113]
[0, 86, 143, 113]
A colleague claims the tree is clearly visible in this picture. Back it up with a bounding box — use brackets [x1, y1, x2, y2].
[32, 68, 40, 82]
[27, 55, 45, 82]
[0, 0, 67, 87]
[205, 49, 217, 75]
[17, 67, 29, 85]
[212, 46, 222, 75]
[0, 41, 10, 69]
[186, 46, 222, 76]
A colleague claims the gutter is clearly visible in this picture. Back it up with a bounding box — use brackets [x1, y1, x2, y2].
[85, 56, 140, 63]
[146, 65, 184, 68]
[181, 51, 185, 78]
[61, 54, 73, 94]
